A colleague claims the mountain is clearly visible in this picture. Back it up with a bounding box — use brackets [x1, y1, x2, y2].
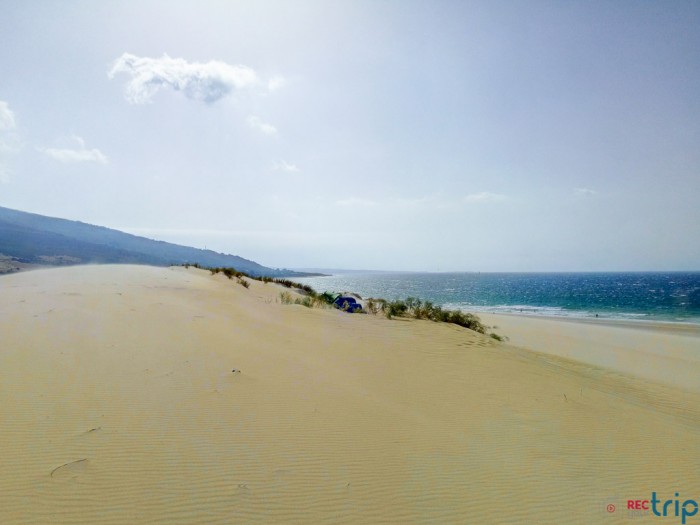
[0, 206, 310, 277]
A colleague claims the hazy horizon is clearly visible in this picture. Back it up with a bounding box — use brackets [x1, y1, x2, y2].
[1, 1, 699, 272]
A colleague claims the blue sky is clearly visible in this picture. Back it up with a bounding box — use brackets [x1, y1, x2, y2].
[1, 1, 699, 271]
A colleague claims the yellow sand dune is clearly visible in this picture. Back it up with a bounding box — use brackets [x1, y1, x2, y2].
[1, 265, 698, 523]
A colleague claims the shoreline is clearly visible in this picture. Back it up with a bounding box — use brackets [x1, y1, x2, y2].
[464, 306, 700, 326]
[482, 311, 700, 338]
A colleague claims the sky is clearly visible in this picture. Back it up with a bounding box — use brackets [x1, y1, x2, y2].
[1, 0, 699, 272]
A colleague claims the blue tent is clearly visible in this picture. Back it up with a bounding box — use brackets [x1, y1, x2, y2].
[332, 295, 363, 313]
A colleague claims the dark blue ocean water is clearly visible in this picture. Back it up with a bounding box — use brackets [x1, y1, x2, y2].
[295, 272, 700, 324]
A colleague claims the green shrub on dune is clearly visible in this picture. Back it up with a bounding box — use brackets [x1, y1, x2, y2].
[371, 296, 488, 334]
[184, 264, 501, 338]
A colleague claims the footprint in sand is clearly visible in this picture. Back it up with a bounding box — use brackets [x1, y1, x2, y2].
[50, 458, 89, 480]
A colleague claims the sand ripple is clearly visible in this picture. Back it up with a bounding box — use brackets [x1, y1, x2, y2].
[1, 265, 699, 523]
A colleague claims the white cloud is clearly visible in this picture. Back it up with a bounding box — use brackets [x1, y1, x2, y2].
[335, 195, 447, 210]
[0, 101, 16, 131]
[268, 76, 286, 92]
[574, 187, 597, 196]
[0, 100, 19, 183]
[40, 135, 108, 164]
[335, 197, 379, 207]
[272, 160, 300, 172]
[108, 53, 277, 104]
[247, 115, 278, 135]
[463, 191, 506, 203]
[43, 148, 108, 164]
[393, 196, 435, 207]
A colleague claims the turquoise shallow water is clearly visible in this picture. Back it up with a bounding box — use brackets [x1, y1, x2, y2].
[295, 272, 700, 324]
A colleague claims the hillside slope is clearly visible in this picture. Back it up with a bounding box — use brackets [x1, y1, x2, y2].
[0, 206, 304, 276]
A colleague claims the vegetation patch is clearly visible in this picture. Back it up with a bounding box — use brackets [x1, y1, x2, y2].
[181, 264, 505, 339]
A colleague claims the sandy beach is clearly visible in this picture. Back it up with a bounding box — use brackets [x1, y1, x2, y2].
[480, 313, 700, 394]
[1, 265, 699, 524]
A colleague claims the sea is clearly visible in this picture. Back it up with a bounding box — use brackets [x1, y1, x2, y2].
[294, 272, 700, 324]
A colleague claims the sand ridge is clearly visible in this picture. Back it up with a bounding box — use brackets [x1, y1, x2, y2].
[1, 265, 699, 523]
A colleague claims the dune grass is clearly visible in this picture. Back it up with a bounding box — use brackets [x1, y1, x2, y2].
[365, 297, 490, 334]
[180, 264, 504, 339]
